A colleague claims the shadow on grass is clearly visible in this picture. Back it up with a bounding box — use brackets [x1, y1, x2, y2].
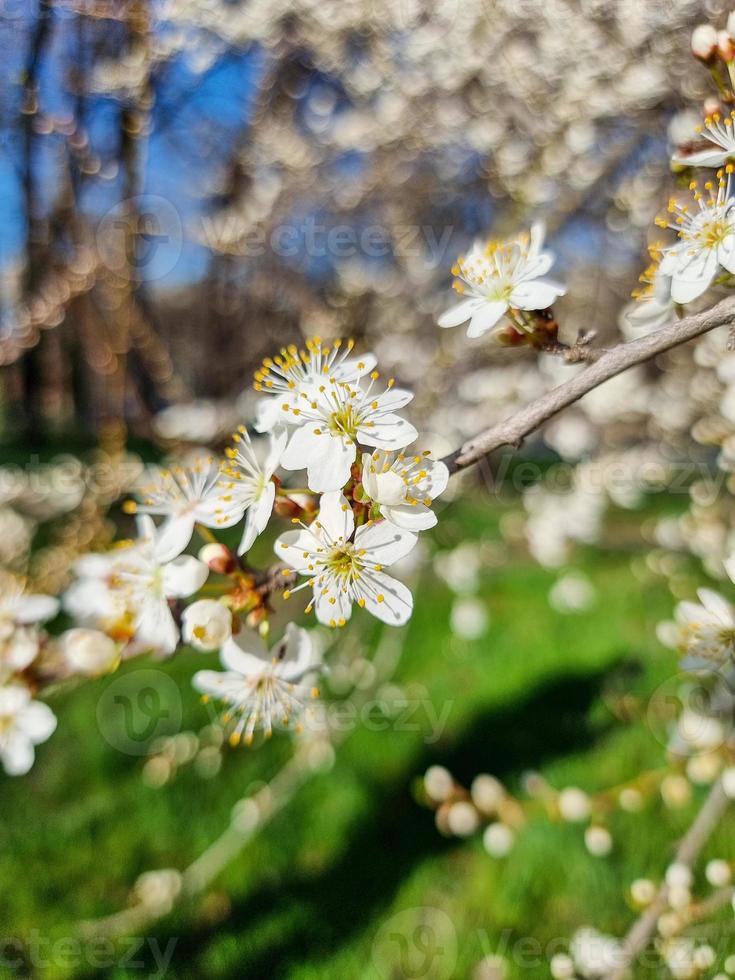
[88, 666, 617, 980]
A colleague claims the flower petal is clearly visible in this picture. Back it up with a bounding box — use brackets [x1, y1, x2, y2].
[382, 502, 437, 531]
[220, 631, 269, 674]
[510, 279, 565, 310]
[355, 520, 417, 565]
[162, 556, 209, 598]
[153, 514, 197, 564]
[1, 733, 35, 776]
[357, 414, 417, 451]
[16, 701, 57, 743]
[466, 301, 508, 338]
[437, 298, 484, 328]
[354, 570, 413, 626]
[13, 595, 59, 625]
[237, 482, 275, 555]
[316, 492, 355, 542]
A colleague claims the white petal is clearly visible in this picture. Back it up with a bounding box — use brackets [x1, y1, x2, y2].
[671, 148, 728, 168]
[275, 528, 319, 570]
[357, 414, 418, 451]
[277, 622, 317, 680]
[220, 631, 269, 674]
[382, 502, 437, 531]
[317, 492, 355, 542]
[697, 589, 734, 625]
[1, 733, 35, 776]
[135, 514, 158, 543]
[670, 273, 712, 304]
[13, 595, 59, 624]
[282, 425, 355, 492]
[437, 297, 484, 328]
[162, 556, 209, 598]
[16, 701, 57, 743]
[510, 279, 565, 310]
[254, 396, 290, 433]
[355, 520, 418, 565]
[153, 514, 196, 563]
[466, 301, 508, 338]
[237, 482, 275, 555]
[724, 555, 735, 586]
[520, 251, 553, 279]
[305, 437, 356, 492]
[425, 460, 450, 499]
[192, 669, 246, 699]
[354, 570, 413, 626]
[671, 278, 710, 304]
[265, 427, 289, 476]
[718, 232, 735, 275]
[314, 585, 353, 627]
[134, 596, 179, 655]
[372, 387, 414, 412]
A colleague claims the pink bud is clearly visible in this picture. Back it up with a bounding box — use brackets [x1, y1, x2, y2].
[691, 24, 718, 61]
[198, 542, 235, 575]
[718, 29, 735, 62]
[703, 96, 722, 116]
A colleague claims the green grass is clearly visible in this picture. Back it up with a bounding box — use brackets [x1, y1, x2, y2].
[1, 495, 733, 979]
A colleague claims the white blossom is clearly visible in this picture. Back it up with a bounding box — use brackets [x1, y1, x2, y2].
[130, 460, 243, 563]
[0, 571, 59, 631]
[0, 683, 56, 776]
[275, 492, 417, 627]
[192, 623, 321, 744]
[658, 171, 735, 304]
[253, 337, 376, 433]
[672, 111, 735, 169]
[438, 223, 565, 339]
[625, 246, 674, 332]
[277, 372, 417, 493]
[67, 517, 209, 656]
[664, 588, 735, 668]
[218, 427, 287, 555]
[360, 449, 448, 531]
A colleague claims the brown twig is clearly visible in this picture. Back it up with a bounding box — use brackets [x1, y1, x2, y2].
[441, 296, 735, 475]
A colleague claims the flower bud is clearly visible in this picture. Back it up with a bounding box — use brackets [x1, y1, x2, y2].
[273, 496, 304, 520]
[197, 542, 235, 575]
[718, 29, 735, 62]
[60, 628, 118, 675]
[691, 24, 718, 62]
[181, 600, 232, 651]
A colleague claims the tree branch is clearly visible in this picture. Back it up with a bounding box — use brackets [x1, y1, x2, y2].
[606, 778, 730, 980]
[441, 296, 735, 475]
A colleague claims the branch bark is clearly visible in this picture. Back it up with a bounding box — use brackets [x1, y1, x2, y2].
[441, 296, 735, 475]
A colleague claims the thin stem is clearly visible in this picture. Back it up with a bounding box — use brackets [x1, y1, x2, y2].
[441, 295, 735, 475]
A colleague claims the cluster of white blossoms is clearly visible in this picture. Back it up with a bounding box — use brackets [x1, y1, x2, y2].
[628, 16, 735, 330]
[0, 571, 120, 775]
[42, 338, 449, 760]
